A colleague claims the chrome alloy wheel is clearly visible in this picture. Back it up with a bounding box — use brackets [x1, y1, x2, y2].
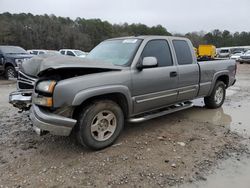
[214, 86, 224, 105]
[90, 110, 117, 141]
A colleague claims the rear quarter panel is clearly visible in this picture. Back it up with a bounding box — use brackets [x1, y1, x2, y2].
[198, 59, 236, 97]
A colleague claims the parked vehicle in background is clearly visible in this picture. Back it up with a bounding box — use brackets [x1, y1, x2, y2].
[0, 46, 33, 79]
[9, 36, 237, 150]
[28, 49, 59, 55]
[218, 48, 231, 58]
[59, 49, 87, 58]
[230, 51, 244, 61]
[198, 45, 216, 60]
[238, 50, 250, 64]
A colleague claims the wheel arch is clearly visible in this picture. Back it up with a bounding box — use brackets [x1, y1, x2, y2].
[72, 86, 133, 119]
[209, 71, 229, 95]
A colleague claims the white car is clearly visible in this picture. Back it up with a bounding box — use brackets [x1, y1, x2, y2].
[218, 48, 231, 58]
[59, 49, 87, 58]
[28, 50, 59, 55]
[230, 51, 244, 61]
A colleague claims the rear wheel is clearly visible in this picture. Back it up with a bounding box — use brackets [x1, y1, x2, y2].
[76, 100, 124, 150]
[204, 81, 226, 109]
[5, 66, 17, 80]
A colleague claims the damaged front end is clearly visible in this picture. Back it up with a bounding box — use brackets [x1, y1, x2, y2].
[9, 54, 122, 112]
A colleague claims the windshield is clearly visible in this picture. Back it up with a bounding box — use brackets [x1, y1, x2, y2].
[0, 46, 28, 54]
[74, 50, 86, 56]
[87, 39, 142, 66]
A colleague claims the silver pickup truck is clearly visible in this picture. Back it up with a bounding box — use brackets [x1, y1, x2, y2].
[9, 36, 236, 150]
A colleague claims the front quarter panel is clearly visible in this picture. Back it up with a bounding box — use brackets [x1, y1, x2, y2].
[52, 70, 133, 114]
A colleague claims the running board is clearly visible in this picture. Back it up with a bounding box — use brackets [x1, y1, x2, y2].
[128, 101, 193, 123]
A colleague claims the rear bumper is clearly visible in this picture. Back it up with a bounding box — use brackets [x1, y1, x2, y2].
[9, 90, 32, 110]
[30, 105, 77, 136]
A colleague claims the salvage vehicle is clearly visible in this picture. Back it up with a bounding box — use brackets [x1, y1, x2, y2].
[59, 49, 87, 58]
[230, 51, 244, 61]
[0, 46, 33, 79]
[238, 50, 250, 64]
[218, 48, 231, 58]
[28, 49, 60, 55]
[9, 36, 236, 150]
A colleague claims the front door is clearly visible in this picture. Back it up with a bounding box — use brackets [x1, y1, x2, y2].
[132, 39, 178, 114]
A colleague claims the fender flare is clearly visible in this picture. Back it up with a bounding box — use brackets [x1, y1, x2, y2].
[72, 85, 133, 115]
[208, 70, 229, 95]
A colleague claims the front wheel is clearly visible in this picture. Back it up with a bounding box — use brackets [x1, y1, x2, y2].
[5, 66, 17, 80]
[204, 81, 226, 109]
[76, 100, 124, 150]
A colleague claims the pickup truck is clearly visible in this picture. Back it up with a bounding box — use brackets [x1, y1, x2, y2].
[9, 36, 237, 150]
[0, 46, 33, 79]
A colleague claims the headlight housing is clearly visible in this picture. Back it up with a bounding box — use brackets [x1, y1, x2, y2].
[15, 58, 30, 68]
[15, 59, 24, 68]
[34, 80, 56, 107]
[36, 80, 57, 94]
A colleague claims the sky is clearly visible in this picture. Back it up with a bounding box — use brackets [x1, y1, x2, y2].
[0, 0, 249, 34]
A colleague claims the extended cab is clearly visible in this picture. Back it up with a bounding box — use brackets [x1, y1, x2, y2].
[0, 46, 33, 79]
[9, 36, 236, 150]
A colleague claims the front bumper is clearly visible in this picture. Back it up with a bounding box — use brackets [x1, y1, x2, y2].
[30, 105, 77, 136]
[9, 90, 32, 110]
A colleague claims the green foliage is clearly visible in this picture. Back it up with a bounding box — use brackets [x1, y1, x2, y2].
[185, 29, 250, 48]
[1, 12, 249, 50]
[0, 12, 171, 51]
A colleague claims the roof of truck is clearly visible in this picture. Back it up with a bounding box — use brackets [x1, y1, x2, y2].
[107, 35, 188, 41]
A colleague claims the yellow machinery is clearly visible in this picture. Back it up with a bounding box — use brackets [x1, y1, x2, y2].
[198, 45, 216, 60]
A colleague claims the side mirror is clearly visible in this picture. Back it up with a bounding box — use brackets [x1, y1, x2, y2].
[137, 57, 158, 70]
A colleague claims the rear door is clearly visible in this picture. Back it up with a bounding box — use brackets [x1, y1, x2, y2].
[132, 39, 178, 114]
[172, 40, 199, 101]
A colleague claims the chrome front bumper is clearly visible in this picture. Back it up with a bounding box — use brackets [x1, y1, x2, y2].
[9, 90, 32, 110]
[30, 105, 77, 136]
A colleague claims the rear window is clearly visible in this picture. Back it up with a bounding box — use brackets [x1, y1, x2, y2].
[173, 40, 193, 65]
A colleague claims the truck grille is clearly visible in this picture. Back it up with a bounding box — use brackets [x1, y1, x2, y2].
[17, 71, 37, 90]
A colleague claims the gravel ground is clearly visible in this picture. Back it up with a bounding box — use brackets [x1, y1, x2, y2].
[0, 64, 250, 188]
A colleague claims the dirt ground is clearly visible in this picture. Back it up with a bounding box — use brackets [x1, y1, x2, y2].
[0, 64, 250, 188]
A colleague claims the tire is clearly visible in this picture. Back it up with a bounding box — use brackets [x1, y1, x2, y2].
[239, 62, 243, 64]
[204, 81, 226, 109]
[76, 100, 124, 150]
[5, 66, 17, 80]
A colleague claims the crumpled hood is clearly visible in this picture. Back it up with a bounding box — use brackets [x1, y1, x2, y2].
[21, 54, 122, 77]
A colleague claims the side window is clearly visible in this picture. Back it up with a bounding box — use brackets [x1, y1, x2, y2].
[141, 40, 173, 67]
[39, 51, 45, 55]
[60, 50, 65, 55]
[66, 51, 75, 56]
[173, 40, 193, 65]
